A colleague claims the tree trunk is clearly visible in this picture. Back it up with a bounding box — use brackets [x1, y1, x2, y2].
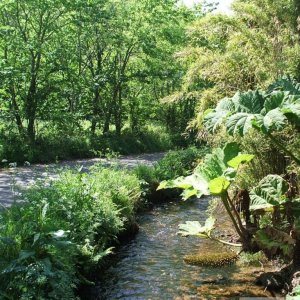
[103, 105, 112, 135]
[115, 86, 122, 136]
[91, 87, 100, 135]
[10, 88, 24, 136]
[27, 116, 36, 144]
[292, 228, 300, 268]
[26, 80, 37, 143]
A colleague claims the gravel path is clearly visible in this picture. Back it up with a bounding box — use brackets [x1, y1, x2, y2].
[0, 152, 165, 207]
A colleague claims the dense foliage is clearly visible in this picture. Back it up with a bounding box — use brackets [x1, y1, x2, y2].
[0, 0, 200, 163]
[160, 77, 300, 297]
[0, 146, 209, 299]
[1, 0, 300, 298]
[0, 166, 142, 299]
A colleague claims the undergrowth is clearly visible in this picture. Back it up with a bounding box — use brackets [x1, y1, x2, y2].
[0, 124, 175, 164]
[0, 146, 209, 298]
[0, 167, 142, 299]
[134, 146, 210, 185]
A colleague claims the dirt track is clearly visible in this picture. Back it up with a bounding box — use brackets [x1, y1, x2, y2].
[0, 152, 165, 207]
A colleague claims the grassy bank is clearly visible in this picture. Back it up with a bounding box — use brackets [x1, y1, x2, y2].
[0, 166, 142, 299]
[0, 124, 179, 164]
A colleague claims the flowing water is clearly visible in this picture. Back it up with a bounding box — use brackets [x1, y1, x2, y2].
[93, 199, 275, 300]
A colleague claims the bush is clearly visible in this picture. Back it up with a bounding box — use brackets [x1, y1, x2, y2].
[0, 167, 142, 299]
[154, 146, 210, 181]
[134, 165, 158, 185]
[133, 146, 210, 203]
[134, 146, 210, 184]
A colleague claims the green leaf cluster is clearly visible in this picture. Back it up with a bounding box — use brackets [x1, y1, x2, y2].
[204, 78, 300, 137]
[249, 175, 289, 211]
[158, 142, 254, 199]
[248, 172, 300, 221]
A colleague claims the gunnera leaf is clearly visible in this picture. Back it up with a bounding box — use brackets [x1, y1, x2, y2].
[209, 177, 230, 195]
[250, 175, 289, 211]
[178, 217, 215, 237]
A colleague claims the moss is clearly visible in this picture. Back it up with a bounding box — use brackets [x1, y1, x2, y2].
[184, 251, 239, 267]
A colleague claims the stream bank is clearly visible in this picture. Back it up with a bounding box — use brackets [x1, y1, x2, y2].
[85, 199, 281, 300]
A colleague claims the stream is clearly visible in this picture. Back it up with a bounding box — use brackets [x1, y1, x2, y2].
[92, 199, 275, 300]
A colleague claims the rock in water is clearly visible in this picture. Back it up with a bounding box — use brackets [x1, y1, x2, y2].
[255, 271, 286, 291]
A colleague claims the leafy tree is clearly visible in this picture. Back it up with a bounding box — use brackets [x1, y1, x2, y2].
[171, 0, 300, 119]
[0, 0, 72, 142]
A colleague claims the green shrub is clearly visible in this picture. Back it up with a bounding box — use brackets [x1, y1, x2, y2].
[133, 146, 210, 185]
[0, 167, 142, 299]
[0, 197, 79, 299]
[154, 146, 210, 181]
[133, 165, 158, 185]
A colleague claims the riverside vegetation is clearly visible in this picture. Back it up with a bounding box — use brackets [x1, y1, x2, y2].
[0, 147, 205, 299]
[1, 0, 300, 299]
[159, 78, 300, 297]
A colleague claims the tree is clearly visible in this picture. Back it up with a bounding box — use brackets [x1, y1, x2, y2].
[171, 0, 300, 116]
[0, 0, 71, 142]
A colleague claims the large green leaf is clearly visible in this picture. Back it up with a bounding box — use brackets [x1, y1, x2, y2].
[226, 113, 256, 136]
[250, 175, 289, 211]
[203, 98, 236, 133]
[209, 176, 230, 195]
[204, 109, 230, 133]
[223, 142, 241, 165]
[157, 173, 209, 200]
[263, 91, 286, 112]
[158, 143, 253, 200]
[215, 97, 235, 111]
[268, 76, 300, 95]
[282, 102, 300, 127]
[227, 154, 255, 169]
[232, 90, 264, 113]
[198, 147, 227, 181]
[178, 217, 216, 237]
[263, 108, 287, 131]
[204, 78, 300, 138]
